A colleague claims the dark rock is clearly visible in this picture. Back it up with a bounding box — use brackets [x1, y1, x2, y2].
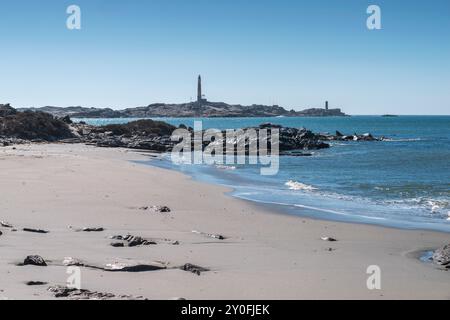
[153, 206, 171, 213]
[128, 237, 157, 247]
[259, 123, 282, 129]
[23, 255, 47, 266]
[104, 262, 166, 272]
[110, 234, 157, 247]
[0, 104, 17, 117]
[321, 236, 337, 242]
[23, 228, 49, 234]
[110, 242, 125, 247]
[62, 257, 165, 273]
[433, 244, 450, 268]
[140, 205, 171, 213]
[1, 221, 13, 228]
[82, 227, 104, 232]
[26, 281, 47, 286]
[181, 263, 209, 276]
[48, 285, 147, 300]
[48, 286, 112, 299]
[61, 115, 73, 124]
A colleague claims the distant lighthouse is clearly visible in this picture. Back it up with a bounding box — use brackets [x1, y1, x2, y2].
[325, 101, 329, 110]
[197, 75, 202, 102]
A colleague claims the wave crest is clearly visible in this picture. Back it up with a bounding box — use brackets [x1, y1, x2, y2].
[285, 180, 318, 191]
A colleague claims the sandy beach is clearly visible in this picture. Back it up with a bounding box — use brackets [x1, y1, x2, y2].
[0, 143, 448, 300]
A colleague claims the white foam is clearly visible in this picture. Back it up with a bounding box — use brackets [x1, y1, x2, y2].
[285, 180, 318, 191]
[215, 165, 236, 170]
[383, 138, 423, 142]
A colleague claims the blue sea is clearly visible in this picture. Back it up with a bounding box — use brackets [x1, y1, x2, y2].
[76, 116, 450, 232]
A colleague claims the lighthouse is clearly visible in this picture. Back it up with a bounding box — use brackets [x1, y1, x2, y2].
[197, 75, 202, 102]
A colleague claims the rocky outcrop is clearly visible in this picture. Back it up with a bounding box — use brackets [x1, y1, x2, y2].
[0, 104, 17, 117]
[70, 119, 177, 152]
[433, 244, 450, 268]
[69, 121, 384, 154]
[0, 106, 74, 141]
[48, 285, 146, 300]
[318, 131, 385, 142]
[0, 105, 382, 154]
[297, 108, 347, 117]
[19, 102, 349, 118]
[18, 106, 123, 118]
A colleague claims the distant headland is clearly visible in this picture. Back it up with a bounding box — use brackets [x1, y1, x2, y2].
[18, 75, 348, 118]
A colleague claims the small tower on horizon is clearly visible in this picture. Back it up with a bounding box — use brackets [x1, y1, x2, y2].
[325, 101, 329, 110]
[197, 75, 202, 102]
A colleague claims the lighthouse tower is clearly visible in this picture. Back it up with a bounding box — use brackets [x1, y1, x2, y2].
[197, 75, 202, 102]
[196, 75, 207, 104]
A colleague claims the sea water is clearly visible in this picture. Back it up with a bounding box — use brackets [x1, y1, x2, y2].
[77, 116, 450, 232]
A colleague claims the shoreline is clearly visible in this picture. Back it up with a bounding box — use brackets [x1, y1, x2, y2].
[0, 143, 449, 300]
[146, 156, 450, 234]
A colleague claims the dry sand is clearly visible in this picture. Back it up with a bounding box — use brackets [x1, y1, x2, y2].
[0, 143, 449, 300]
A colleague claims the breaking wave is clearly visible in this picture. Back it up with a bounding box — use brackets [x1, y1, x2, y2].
[285, 180, 318, 191]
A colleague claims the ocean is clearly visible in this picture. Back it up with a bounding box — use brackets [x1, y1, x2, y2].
[77, 116, 450, 232]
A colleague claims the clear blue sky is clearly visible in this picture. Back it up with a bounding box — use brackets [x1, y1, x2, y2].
[0, 0, 449, 114]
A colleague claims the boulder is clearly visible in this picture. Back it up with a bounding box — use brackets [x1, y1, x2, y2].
[23, 255, 47, 266]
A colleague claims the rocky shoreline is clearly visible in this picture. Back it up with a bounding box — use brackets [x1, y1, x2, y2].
[1, 104, 383, 154]
[18, 101, 348, 118]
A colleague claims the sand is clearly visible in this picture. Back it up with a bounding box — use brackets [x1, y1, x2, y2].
[0, 143, 448, 300]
